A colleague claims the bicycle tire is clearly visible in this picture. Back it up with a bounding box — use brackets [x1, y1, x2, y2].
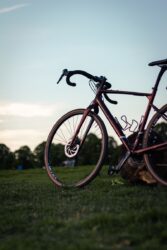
[143, 104, 167, 185]
[44, 109, 108, 188]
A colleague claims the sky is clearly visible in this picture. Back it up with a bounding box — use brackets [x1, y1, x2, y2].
[0, 0, 167, 151]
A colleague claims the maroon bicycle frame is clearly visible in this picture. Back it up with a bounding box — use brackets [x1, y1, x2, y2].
[92, 66, 167, 156]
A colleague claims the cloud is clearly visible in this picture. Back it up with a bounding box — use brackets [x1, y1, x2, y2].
[0, 102, 69, 150]
[0, 129, 43, 139]
[0, 129, 45, 151]
[0, 103, 60, 117]
[0, 4, 29, 14]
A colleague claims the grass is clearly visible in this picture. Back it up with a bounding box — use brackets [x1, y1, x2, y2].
[0, 168, 167, 250]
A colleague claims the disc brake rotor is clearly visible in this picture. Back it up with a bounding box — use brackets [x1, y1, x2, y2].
[64, 139, 80, 158]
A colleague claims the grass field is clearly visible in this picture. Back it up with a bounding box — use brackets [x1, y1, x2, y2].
[0, 168, 167, 250]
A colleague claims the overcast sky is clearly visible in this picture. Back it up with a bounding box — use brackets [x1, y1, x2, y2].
[0, 0, 167, 151]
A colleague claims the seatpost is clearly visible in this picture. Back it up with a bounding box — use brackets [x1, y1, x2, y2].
[154, 66, 166, 90]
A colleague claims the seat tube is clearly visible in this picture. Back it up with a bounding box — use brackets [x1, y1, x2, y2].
[132, 66, 167, 150]
[141, 66, 166, 130]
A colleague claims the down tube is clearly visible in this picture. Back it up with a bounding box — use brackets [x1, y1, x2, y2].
[97, 98, 130, 151]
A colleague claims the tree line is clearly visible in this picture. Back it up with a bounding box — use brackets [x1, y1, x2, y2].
[1, 122, 166, 170]
[0, 136, 120, 170]
[0, 142, 46, 170]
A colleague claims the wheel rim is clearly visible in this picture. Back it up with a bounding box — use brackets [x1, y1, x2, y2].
[145, 108, 167, 185]
[45, 111, 105, 187]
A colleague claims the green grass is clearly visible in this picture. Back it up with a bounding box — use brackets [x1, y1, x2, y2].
[0, 168, 167, 250]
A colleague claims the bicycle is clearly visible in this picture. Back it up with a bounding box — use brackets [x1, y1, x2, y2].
[44, 59, 167, 188]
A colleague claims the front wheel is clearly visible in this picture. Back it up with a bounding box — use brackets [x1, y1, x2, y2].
[143, 104, 167, 185]
[44, 109, 108, 188]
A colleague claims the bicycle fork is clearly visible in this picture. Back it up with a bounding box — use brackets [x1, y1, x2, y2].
[68, 108, 94, 155]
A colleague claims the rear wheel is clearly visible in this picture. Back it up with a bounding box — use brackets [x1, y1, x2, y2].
[44, 109, 108, 187]
[143, 105, 167, 185]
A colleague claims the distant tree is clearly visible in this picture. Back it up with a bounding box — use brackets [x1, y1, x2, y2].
[155, 122, 167, 140]
[36, 142, 64, 167]
[106, 136, 120, 166]
[14, 146, 34, 169]
[0, 144, 15, 169]
[76, 133, 101, 165]
[55, 143, 64, 165]
[33, 142, 46, 168]
[49, 143, 64, 166]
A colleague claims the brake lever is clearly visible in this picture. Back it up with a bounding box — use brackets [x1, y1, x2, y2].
[57, 69, 68, 84]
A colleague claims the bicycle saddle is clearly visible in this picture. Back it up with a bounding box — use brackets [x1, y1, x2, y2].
[148, 58, 167, 67]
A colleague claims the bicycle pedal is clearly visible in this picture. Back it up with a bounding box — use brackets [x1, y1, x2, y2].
[108, 165, 119, 176]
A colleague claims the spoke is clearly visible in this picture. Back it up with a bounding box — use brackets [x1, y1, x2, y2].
[64, 120, 73, 138]
[67, 119, 73, 136]
[54, 137, 66, 145]
[94, 123, 102, 138]
[56, 128, 68, 143]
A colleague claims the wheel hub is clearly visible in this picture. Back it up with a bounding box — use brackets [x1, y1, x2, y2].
[64, 139, 80, 158]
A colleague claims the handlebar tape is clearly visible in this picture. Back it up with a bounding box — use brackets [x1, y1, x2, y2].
[66, 70, 111, 89]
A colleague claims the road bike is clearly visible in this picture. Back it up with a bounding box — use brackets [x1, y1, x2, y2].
[44, 59, 167, 188]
